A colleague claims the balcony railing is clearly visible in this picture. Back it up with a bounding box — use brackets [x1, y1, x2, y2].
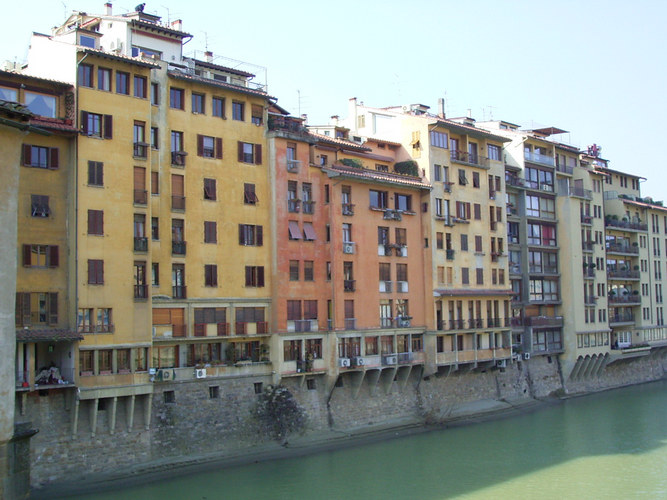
[194, 323, 229, 337]
[172, 285, 187, 299]
[287, 199, 300, 212]
[134, 284, 148, 299]
[486, 318, 501, 328]
[134, 237, 148, 252]
[525, 180, 554, 193]
[609, 312, 634, 324]
[468, 318, 484, 329]
[524, 151, 554, 166]
[302, 201, 315, 214]
[451, 150, 487, 168]
[606, 243, 639, 255]
[582, 241, 594, 252]
[171, 151, 187, 167]
[580, 215, 593, 224]
[569, 187, 592, 200]
[605, 218, 648, 231]
[449, 319, 465, 330]
[133, 142, 148, 158]
[172, 240, 186, 256]
[134, 189, 148, 205]
[342, 203, 355, 216]
[505, 176, 525, 188]
[286, 159, 301, 173]
[446, 249, 455, 260]
[172, 195, 186, 211]
[607, 269, 640, 280]
[77, 323, 115, 334]
[268, 114, 307, 133]
[344, 279, 356, 292]
[608, 294, 641, 305]
[525, 315, 564, 328]
[344, 318, 357, 330]
[235, 321, 269, 335]
[556, 164, 574, 175]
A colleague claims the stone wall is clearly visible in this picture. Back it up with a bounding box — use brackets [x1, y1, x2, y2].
[18, 352, 667, 489]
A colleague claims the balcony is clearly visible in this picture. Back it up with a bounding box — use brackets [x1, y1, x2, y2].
[342, 203, 355, 216]
[525, 316, 564, 328]
[379, 280, 393, 293]
[171, 151, 187, 167]
[172, 240, 186, 256]
[505, 176, 525, 189]
[344, 318, 357, 330]
[343, 241, 356, 254]
[344, 279, 356, 292]
[486, 318, 501, 328]
[446, 249, 455, 260]
[302, 201, 315, 215]
[583, 268, 596, 278]
[443, 182, 453, 193]
[489, 190, 497, 200]
[569, 187, 592, 200]
[609, 312, 634, 325]
[605, 218, 648, 232]
[134, 284, 148, 299]
[525, 180, 554, 193]
[608, 294, 641, 305]
[171, 195, 186, 211]
[397, 352, 414, 364]
[77, 323, 115, 334]
[172, 285, 187, 299]
[606, 243, 639, 255]
[524, 150, 554, 167]
[234, 322, 268, 335]
[287, 199, 300, 213]
[133, 142, 148, 158]
[582, 241, 594, 252]
[194, 323, 229, 337]
[381, 317, 393, 328]
[607, 269, 640, 280]
[449, 319, 465, 330]
[529, 265, 558, 275]
[450, 150, 487, 168]
[468, 318, 484, 329]
[268, 114, 308, 134]
[286, 159, 301, 173]
[509, 264, 521, 274]
[134, 237, 148, 252]
[584, 295, 598, 306]
[556, 164, 574, 175]
[134, 189, 148, 205]
[580, 214, 593, 225]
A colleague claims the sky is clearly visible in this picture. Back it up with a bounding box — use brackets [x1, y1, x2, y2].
[2, 0, 666, 198]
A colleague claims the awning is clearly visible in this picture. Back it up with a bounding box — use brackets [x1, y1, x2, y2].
[288, 220, 302, 239]
[303, 222, 316, 241]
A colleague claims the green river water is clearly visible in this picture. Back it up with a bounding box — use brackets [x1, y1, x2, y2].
[68, 380, 667, 500]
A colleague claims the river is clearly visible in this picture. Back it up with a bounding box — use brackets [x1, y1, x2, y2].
[69, 381, 667, 500]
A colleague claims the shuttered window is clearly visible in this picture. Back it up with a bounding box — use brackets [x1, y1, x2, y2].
[204, 221, 217, 243]
[87, 210, 104, 235]
[204, 264, 218, 287]
[88, 259, 104, 284]
[22, 144, 59, 169]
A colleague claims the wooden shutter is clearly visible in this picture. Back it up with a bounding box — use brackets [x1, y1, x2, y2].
[465, 203, 471, 220]
[239, 224, 245, 245]
[48, 292, 58, 325]
[134, 166, 146, 191]
[49, 245, 59, 267]
[151, 171, 159, 194]
[152, 308, 172, 325]
[49, 148, 59, 169]
[197, 134, 204, 156]
[256, 226, 263, 246]
[16, 292, 31, 326]
[254, 144, 262, 164]
[22, 144, 31, 166]
[81, 111, 89, 134]
[171, 174, 184, 196]
[215, 137, 223, 159]
[22, 245, 31, 266]
[257, 266, 265, 287]
[103, 114, 113, 139]
[245, 266, 252, 286]
[237, 141, 243, 162]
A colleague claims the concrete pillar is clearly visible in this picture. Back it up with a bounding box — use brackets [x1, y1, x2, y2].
[127, 395, 135, 431]
[71, 398, 80, 437]
[144, 393, 153, 430]
[91, 399, 99, 437]
[109, 397, 118, 434]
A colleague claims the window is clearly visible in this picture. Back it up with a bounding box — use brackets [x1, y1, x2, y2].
[475, 235, 483, 253]
[436, 232, 443, 250]
[472, 172, 480, 188]
[204, 221, 217, 243]
[116, 71, 129, 95]
[395, 227, 407, 246]
[212, 97, 225, 118]
[81, 111, 112, 138]
[244, 183, 258, 205]
[488, 144, 501, 161]
[134, 75, 147, 98]
[151, 127, 158, 150]
[395, 194, 412, 212]
[396, 263, 408, 283]
[204, 264, 218, 287]
[458, 169, 468, 185]
[22, 144, 59, 169]
[98, 67, 111, 91]
[84, 160, 103, 187]
[192, 92, 205, 114]
[239, 224, 263, 246]
[474, 203, 481, 220]
[24, 91, 56, 118]
[232, 101, 245, 121]
[430, 130, 448, 148]
[304, 261, 314, 281]
[31, 195, 51, 218]
[238, 142, 262, 164]
[460, 234, 468, 251]
[170, 87, 184, 109]
[370, 190, 388, 209]
[289, 261, 299, 281]
[151, 263, 159, 286]
[151, 82, 159, 105]
[203, 178, 217, 200]
[251, 104, 263, 125]
[79, 64, 93, 87]
[455, 201, 471, 220]
[133, 121, 147, 157]
[22, 245, 59, 268]
[170, 131, 185, 165]
[197, 134, 222, 159]
[245, 266, 265, 287]
[88, 209, 104, 235]
[151, 217, 159, 240]
[343, 223, 352, 243]
[88, 259, 104, 284]
[476, 268, 484, 285]
[462, 268, 469, 285]
[135, 166, 147, 204]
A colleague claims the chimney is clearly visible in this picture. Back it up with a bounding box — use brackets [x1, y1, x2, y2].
[438, 98, 445, 119]
[300, 114, 308, 125]
[204, 50, 213, 62]
[171, 19, 183, 31]
[467, 109, 472, 118]
[330, 115, 339, 125]
[105, 2, 112, 15]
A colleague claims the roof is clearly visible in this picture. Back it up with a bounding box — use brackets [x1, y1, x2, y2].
[78, 47, 160, 69]
[528, 126, 569, 136]
[0, 69, 72, 88]
[16, 328, 83, 342]
[434, 288, 515, 297]
[310, 132, 371, 152]
[191, 58, 255, 78]
[434, 118, 511, 143]
[30, 116, 78, 133]
[364, 137, 402, 147]
[130, 18, 192, 39]
[168, 70, 269, 99]
[621, 197, 667, 212]
[322, 163, 431, 190]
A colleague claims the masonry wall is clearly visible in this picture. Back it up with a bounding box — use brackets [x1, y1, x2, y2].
[17, 352, 667, 489]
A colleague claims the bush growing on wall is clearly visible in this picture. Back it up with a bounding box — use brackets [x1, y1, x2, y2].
[253, 384, 307, 442]
[393, 160, 419, 176]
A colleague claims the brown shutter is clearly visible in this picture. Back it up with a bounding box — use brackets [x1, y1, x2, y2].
[22, 144, 31, 166]
[49, 245, 59, 267]
[87, 210, 94, 234]
[257, 266, 265, 287]
[245, 266, 252, 286]
[215, 137, 223, 159]
[103, 114, 113, 139]
[151, 171, 159, 194]
[197, 134, 203, 156]
[257, 226, 263, 246]
[48, 292, 58, 325]
[81, 111, 89, 134]
[239, 225, 245, 245]
[23, 245, 31, 266]
[49, 148, 59, 169]
[171, 174, 184, 196]
[254, 144, 262, 165]
[134, 166, 146, 191]
[237, 141, 243, 162]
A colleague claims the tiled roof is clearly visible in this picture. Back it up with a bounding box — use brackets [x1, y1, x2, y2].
[168, 70, 269, 98]
[191, 59, 255, 78]
[364, 137, 402, 147]
[78, 47, 161, 69]
[130, 19, 192, 38]
[0, 99, 32, 118]
[621, 198, 667, 212]
[323, 163, 430, 189]
[310, 132, 371, 152]
[16, 328, 83, 342]
[0, 69, 72, 88]
[434, 288, 515, 297]
[30, 116, 78, 133]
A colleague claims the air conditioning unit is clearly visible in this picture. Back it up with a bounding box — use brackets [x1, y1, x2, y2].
[352, 357, 365, 366]
[383, 355, 397, 365]
[157, 369, 172, 381]
[541, 185, 552, 191]
[497, 360, 507, 368]
[523, 352, 531, 360]
[195, 368, 206, 379]
[397, 281, 409, 293]
[338, 358, 350, 368]
[343, 243, 355, 254]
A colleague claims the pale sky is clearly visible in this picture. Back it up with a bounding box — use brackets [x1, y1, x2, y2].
[3, 0, 666, 199]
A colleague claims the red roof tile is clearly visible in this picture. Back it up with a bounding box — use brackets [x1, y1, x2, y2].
[435, 289, 515, 297]
[323, 164, 431, 189]
[16, 328, 83, 342]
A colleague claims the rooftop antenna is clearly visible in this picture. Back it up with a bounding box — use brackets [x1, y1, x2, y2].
[484, 105, 497, 121]
[203, 31, 209, 52]
[61, 2, 68, 21]
[161, 5, 171, 24]
[297, 89, 301, 117]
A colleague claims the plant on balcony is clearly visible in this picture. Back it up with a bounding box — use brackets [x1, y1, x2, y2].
[393, 160, 419, 177]
[632, 242, 639, 247]
[590, 263, 596, 269]
[260, 344, 270, 362]
[634, 265, 640, 271]
[225, 343, 236, 365]
[340, 158, 363, 169]
[633, 290, 639, 295]
[253, 384, 306, 443]
[583, 262, 588, 267]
